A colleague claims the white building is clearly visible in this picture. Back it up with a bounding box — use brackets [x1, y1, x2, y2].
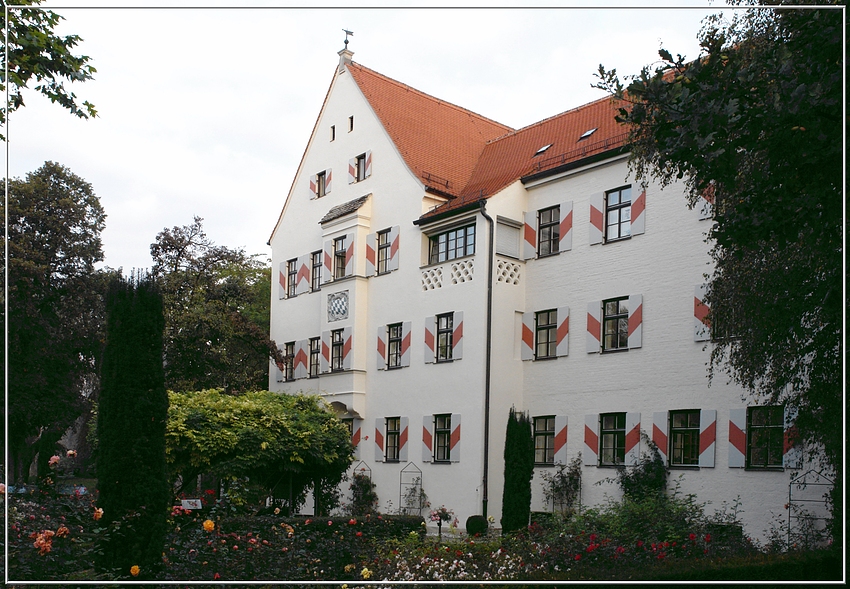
[268, 48, 822, 542]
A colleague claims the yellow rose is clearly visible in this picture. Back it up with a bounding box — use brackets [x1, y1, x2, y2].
[203, 519, 215, 532]
[130, 565, 140, 577]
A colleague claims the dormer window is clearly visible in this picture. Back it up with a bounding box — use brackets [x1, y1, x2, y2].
[578, 128, 598, 141]
[533, 143, 553, 157]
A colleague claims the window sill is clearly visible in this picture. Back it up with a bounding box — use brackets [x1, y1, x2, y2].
[603, 236, 632, 245]
[536, 251, 560, 259]
[534, 355, 557, 362]
[387, 365, 404, 371]
[601, 348, 629, 354]
[435, 359, 454, 364]
[431, 460, 452, 465]
[745, 466, 785, 472]
[669, 465, 700, 470]
[422, 253, 475, 269]
[534, 462, 556, 468]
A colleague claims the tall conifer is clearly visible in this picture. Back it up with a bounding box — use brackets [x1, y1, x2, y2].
[96, 273, 169, 578]
[501, 406, 534, 534]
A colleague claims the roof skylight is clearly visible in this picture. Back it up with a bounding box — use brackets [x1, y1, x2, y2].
[578, 128, 598, 141]
[533, 143, 553, 156]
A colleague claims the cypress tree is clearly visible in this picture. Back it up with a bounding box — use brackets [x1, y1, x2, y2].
[501, 406, 534, 534]
[96, 273, 169, 578]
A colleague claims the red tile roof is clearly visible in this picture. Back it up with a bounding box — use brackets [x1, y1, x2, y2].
[346, 60, 629, 219]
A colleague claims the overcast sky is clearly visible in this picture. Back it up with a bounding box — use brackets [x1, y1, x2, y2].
[8, 1, 736, 272]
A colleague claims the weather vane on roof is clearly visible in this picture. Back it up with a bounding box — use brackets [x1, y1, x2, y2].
[343, 29, 354, 48]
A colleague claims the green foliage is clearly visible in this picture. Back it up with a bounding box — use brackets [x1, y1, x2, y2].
[346, 472, 379, 516]
[465, 515, 488, 537]
[610, 432, 668, 500]
[150, 216, 283, 393]
[166, 389, 353, 513]
[501, 407, 534, 534]
[0, 0, 97, 139]
[540, 454, 582, 514]
[96, 274, 170, 577]
[1, 162, 110, 483]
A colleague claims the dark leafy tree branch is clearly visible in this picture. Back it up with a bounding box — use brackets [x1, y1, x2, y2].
[593, 0, 841, 541]
[1, 0, 97, 140]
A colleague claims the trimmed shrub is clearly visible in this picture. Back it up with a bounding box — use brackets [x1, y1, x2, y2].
[466, 515, 488, 536]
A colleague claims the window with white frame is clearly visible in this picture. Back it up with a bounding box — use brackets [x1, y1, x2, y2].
[602, 297, 629, 352]
[331, 329, 344, 372]
[534, 416, 556, 465]
[436, 313, 453, 362]
[377, 228, 391, 274]
[600, 412, 626, 466]
[387, 323, 403, 368]
[333, 237, 347, 279]
[283, 341, 295, 381]
[308, 337, 321, 377]
[385, 417, 401, 462]
[538, 206, 560, 256]
[286, 259, 297, 298]
[605, 186, 631, 242]
[669, 409, 700, 466]
[429, 224, 475, 265]
[433, 414, 452, 462]
[354, 152, 367, 182]
[535, 310, 557, 360]
[311, 251, 322, 292]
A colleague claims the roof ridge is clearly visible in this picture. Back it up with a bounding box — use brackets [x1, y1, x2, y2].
[348, 61, 515, 135]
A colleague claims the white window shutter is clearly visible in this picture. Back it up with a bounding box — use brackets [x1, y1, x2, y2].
[400, 321, 412, 367]
[365, 233, 377, 276]
[320, 330, 330, 373]
[388, 225, 400, 271]
[325, 168, 332, 194]
[520, 312, 534, 361]
[554, 415, 568, 465]
[399, 416, 409, 462]
[589, 192, 604, 245]
[364, 150, 372, 178]
[586, 301, 601, 353]
[452, 311, 463, 360]
[583, 414, 599, 466]
[374, 418, 385, 462]
[295, 254, 310, 295]
[450, 413, 461, 462]
[344, 233, 356, 277]
[624, 412, 641, 466]
[376, 325, 387, 370]
[694, 284, 711, 341]
[322, 241, 333, 283]
[293, 340, 308, 379]
[728, 408, 747, 468]
[630, 187, 646, 236]
[341, 326, 353, 371]
[784, 406, 802, 469]
[698, 409, 717, 468]
[521, 211, 537, 260]
[556, 306, 570, 357]
[422, 416, 433, 462]
[628, 294, 643, 349]
[278, 261, 287, 299]
[559, 201, 573, 251]
[652, 412, 669, 463]
[348, 157, 357, 184]
[698, 185, 714, 220]
[424, 316, 436, 363]
[309, 174, 318, 199]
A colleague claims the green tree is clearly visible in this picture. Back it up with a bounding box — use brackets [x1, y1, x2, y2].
[1, 162, 108, 482]
[165, 389, 353, 515]
[96, 274, 170, 578]
[594, 1, 841, 540]
[501, 407, 534, 534]
[150, 216, 283, 393]
[1, 0, 96, 140]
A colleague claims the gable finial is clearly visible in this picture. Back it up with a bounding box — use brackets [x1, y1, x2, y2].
[343, 29, 354, 49]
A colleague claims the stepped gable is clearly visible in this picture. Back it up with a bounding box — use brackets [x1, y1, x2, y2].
[425, 96, 630, 218]
[346, 62, 514, 198]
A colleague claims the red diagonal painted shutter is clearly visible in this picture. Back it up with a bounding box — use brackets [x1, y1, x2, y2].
[584, 414, 599, 466]
[344, 232, 355, 277]
[365, 233, 377, 276]
[278, 261, 287, 299]
[274, 347, 284, 383]
[449, 413, 461, 462]
[452, 311, 463, 360]
[422, 416, 433, 462]
[520, 312, 534, 361]
[400, 321, 412, 367]
[628, 294, 643, 349]
[325, 168, 332, 194]
[348, 157, 357, 184]
[351, 421, 361, 458]
[559, 201, 573, 251]
[554, 415, 568, 465]
[364, 150, 372, 178]
[556, 306, 570, 357]
[374, 418, 385, 462]
[322, 240, 333, 283]
[388, 225, 400, 271]
[784, 406, 802, 468]
[630, 187, 646, 236]
[586, 301, 601, 353]
[309, 174, 318, 199]
[652, 412, 669, 463]
[399, 416, 409, 462]
[522, 211, 537, 260]
[294, 340, 309, 379]
[728, 408, 747, 468]
[625, 412, 641, 466]
[424, 316, 436, 363]
[698, 409, 717, 467]
[589, 192, 604, 245]
[698, 184, 714, 220]
[376, 325, 387, 370]
[694, 284, 711, 341]
[320, 330, 330, 373]
[295, 254, 310, 295]
[341, 326, 353, 371]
